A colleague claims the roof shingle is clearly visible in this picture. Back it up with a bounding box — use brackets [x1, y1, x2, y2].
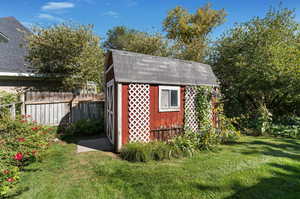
[111, 49, 219, 86]
[0, 17, 32, 73]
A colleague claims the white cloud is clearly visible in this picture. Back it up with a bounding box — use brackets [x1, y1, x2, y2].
[38, 14, 64, 22]
[42, 2, 74, 10]
[103, 11, 119, 18]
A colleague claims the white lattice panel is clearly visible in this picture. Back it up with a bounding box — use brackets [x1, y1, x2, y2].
[184, 86, 200, 132]
[128, 84, 150, 142]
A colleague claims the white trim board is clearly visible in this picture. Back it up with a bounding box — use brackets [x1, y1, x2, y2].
[117, 83, 122, 152]
[158, 85, 180, 112]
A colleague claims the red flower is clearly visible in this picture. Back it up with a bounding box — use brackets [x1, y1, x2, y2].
[17, 138, 25, 142]
[7, 178, 14, 182]
[31, 126, 40, 131]
[3, 170, 9, 175]
[14, 152, 23, 161]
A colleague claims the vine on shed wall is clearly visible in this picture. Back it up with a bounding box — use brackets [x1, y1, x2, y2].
[195, 86, 213, 132]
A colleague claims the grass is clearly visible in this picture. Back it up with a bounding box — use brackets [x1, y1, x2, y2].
[13, 136, 300, 199]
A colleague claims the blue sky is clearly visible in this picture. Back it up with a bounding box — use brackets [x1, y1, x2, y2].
[1, 0, 299, 40]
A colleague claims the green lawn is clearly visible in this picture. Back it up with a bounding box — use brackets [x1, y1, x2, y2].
[14, 136, 300, 199]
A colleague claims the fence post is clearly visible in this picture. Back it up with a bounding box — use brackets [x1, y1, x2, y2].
[20, 92, 26, 115]
[10, 103, 16, 119]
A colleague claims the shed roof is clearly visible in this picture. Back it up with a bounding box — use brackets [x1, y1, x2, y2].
[110, 49, 218, 86]
[0, 17, 33, 74]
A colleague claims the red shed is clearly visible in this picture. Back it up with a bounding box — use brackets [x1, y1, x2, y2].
[104, 50, 219, 152]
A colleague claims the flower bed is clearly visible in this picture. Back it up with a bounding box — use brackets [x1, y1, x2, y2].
[0, 115, 55, 197]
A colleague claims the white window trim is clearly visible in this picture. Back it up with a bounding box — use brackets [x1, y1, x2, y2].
[159, 86, 180, 112]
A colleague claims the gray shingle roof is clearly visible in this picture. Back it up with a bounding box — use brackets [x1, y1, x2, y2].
[111, 50, 219, 86]
[0, 17, 33, 73]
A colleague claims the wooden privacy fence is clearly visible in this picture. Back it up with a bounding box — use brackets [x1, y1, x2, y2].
[24, 91, 104, 126]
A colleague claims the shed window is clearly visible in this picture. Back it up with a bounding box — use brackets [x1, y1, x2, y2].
[159, 86, 180, 112]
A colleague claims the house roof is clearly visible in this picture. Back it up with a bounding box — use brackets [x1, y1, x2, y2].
[110, 50, 219, 86]
[0, 17, 33, 74]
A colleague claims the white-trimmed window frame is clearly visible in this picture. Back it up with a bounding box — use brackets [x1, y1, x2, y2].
[159, 86, 180, 112]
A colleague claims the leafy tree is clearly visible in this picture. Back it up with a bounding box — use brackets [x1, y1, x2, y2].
[210, 7, 300, 117]
[26, 24, 104, 89]
[163, 4, 226, 62]
[103, 26, 170, 56]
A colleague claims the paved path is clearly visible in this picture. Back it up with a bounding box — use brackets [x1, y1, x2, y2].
[77, 137, 113, 153]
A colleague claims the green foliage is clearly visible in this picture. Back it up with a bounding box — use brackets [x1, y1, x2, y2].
[26, 24, 104, 89]
[0, 115, 55, 198]
[63, 119, 104, 136]
[268, 116, 300, 138]
[0, 91, 18, 105]
[103, 26, 170, 57]
[148, 142, 172, 161]
[168, 130, 200, 156]
[195, 86, 213, 131]
[256, 103, 273, 135]
[120, 142, 172, 162]
[217, 111, 241, 144]
[163, 4, 226, 62]
[0, 165, 19, 197]
[0, 91, 19, 117]
[120, 142, 151, 162]
[120, 124, 239, 163]
[194, 86, 240, 147]
[104, 3, 227, 62]
[210, 7, 300, 118]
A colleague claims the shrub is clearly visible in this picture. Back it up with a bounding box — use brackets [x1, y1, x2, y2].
[168, 130, 200, 156]
[120, 141, 174, 162]
[0, 115, 55, 198]
[235, 113, 300, 139]
[148, 142, 172, 161]
[0, 91, 17, 105]
[0, 165, 19, 197]
[63, 119, 104, 136]
[198, 129, 219, 150]
[268, 116, 300, 138]
[0, 91, 19, 117]
[120, 142, 152, 162]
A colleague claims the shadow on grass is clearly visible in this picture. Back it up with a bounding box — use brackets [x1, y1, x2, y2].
[240, 138, 300, 161]
[225, 163, 300, 199]
[193, 137, 300, 199]
[192, 162, 300, 199]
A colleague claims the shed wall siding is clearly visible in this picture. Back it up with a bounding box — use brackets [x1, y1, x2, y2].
[121, 84, 185, 144]
[149, 85, 185, 139]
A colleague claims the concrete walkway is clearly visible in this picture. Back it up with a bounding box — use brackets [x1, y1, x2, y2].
[77, 137, 113, 153]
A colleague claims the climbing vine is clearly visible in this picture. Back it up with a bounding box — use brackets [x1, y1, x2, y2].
[195, 86, 213, 131]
